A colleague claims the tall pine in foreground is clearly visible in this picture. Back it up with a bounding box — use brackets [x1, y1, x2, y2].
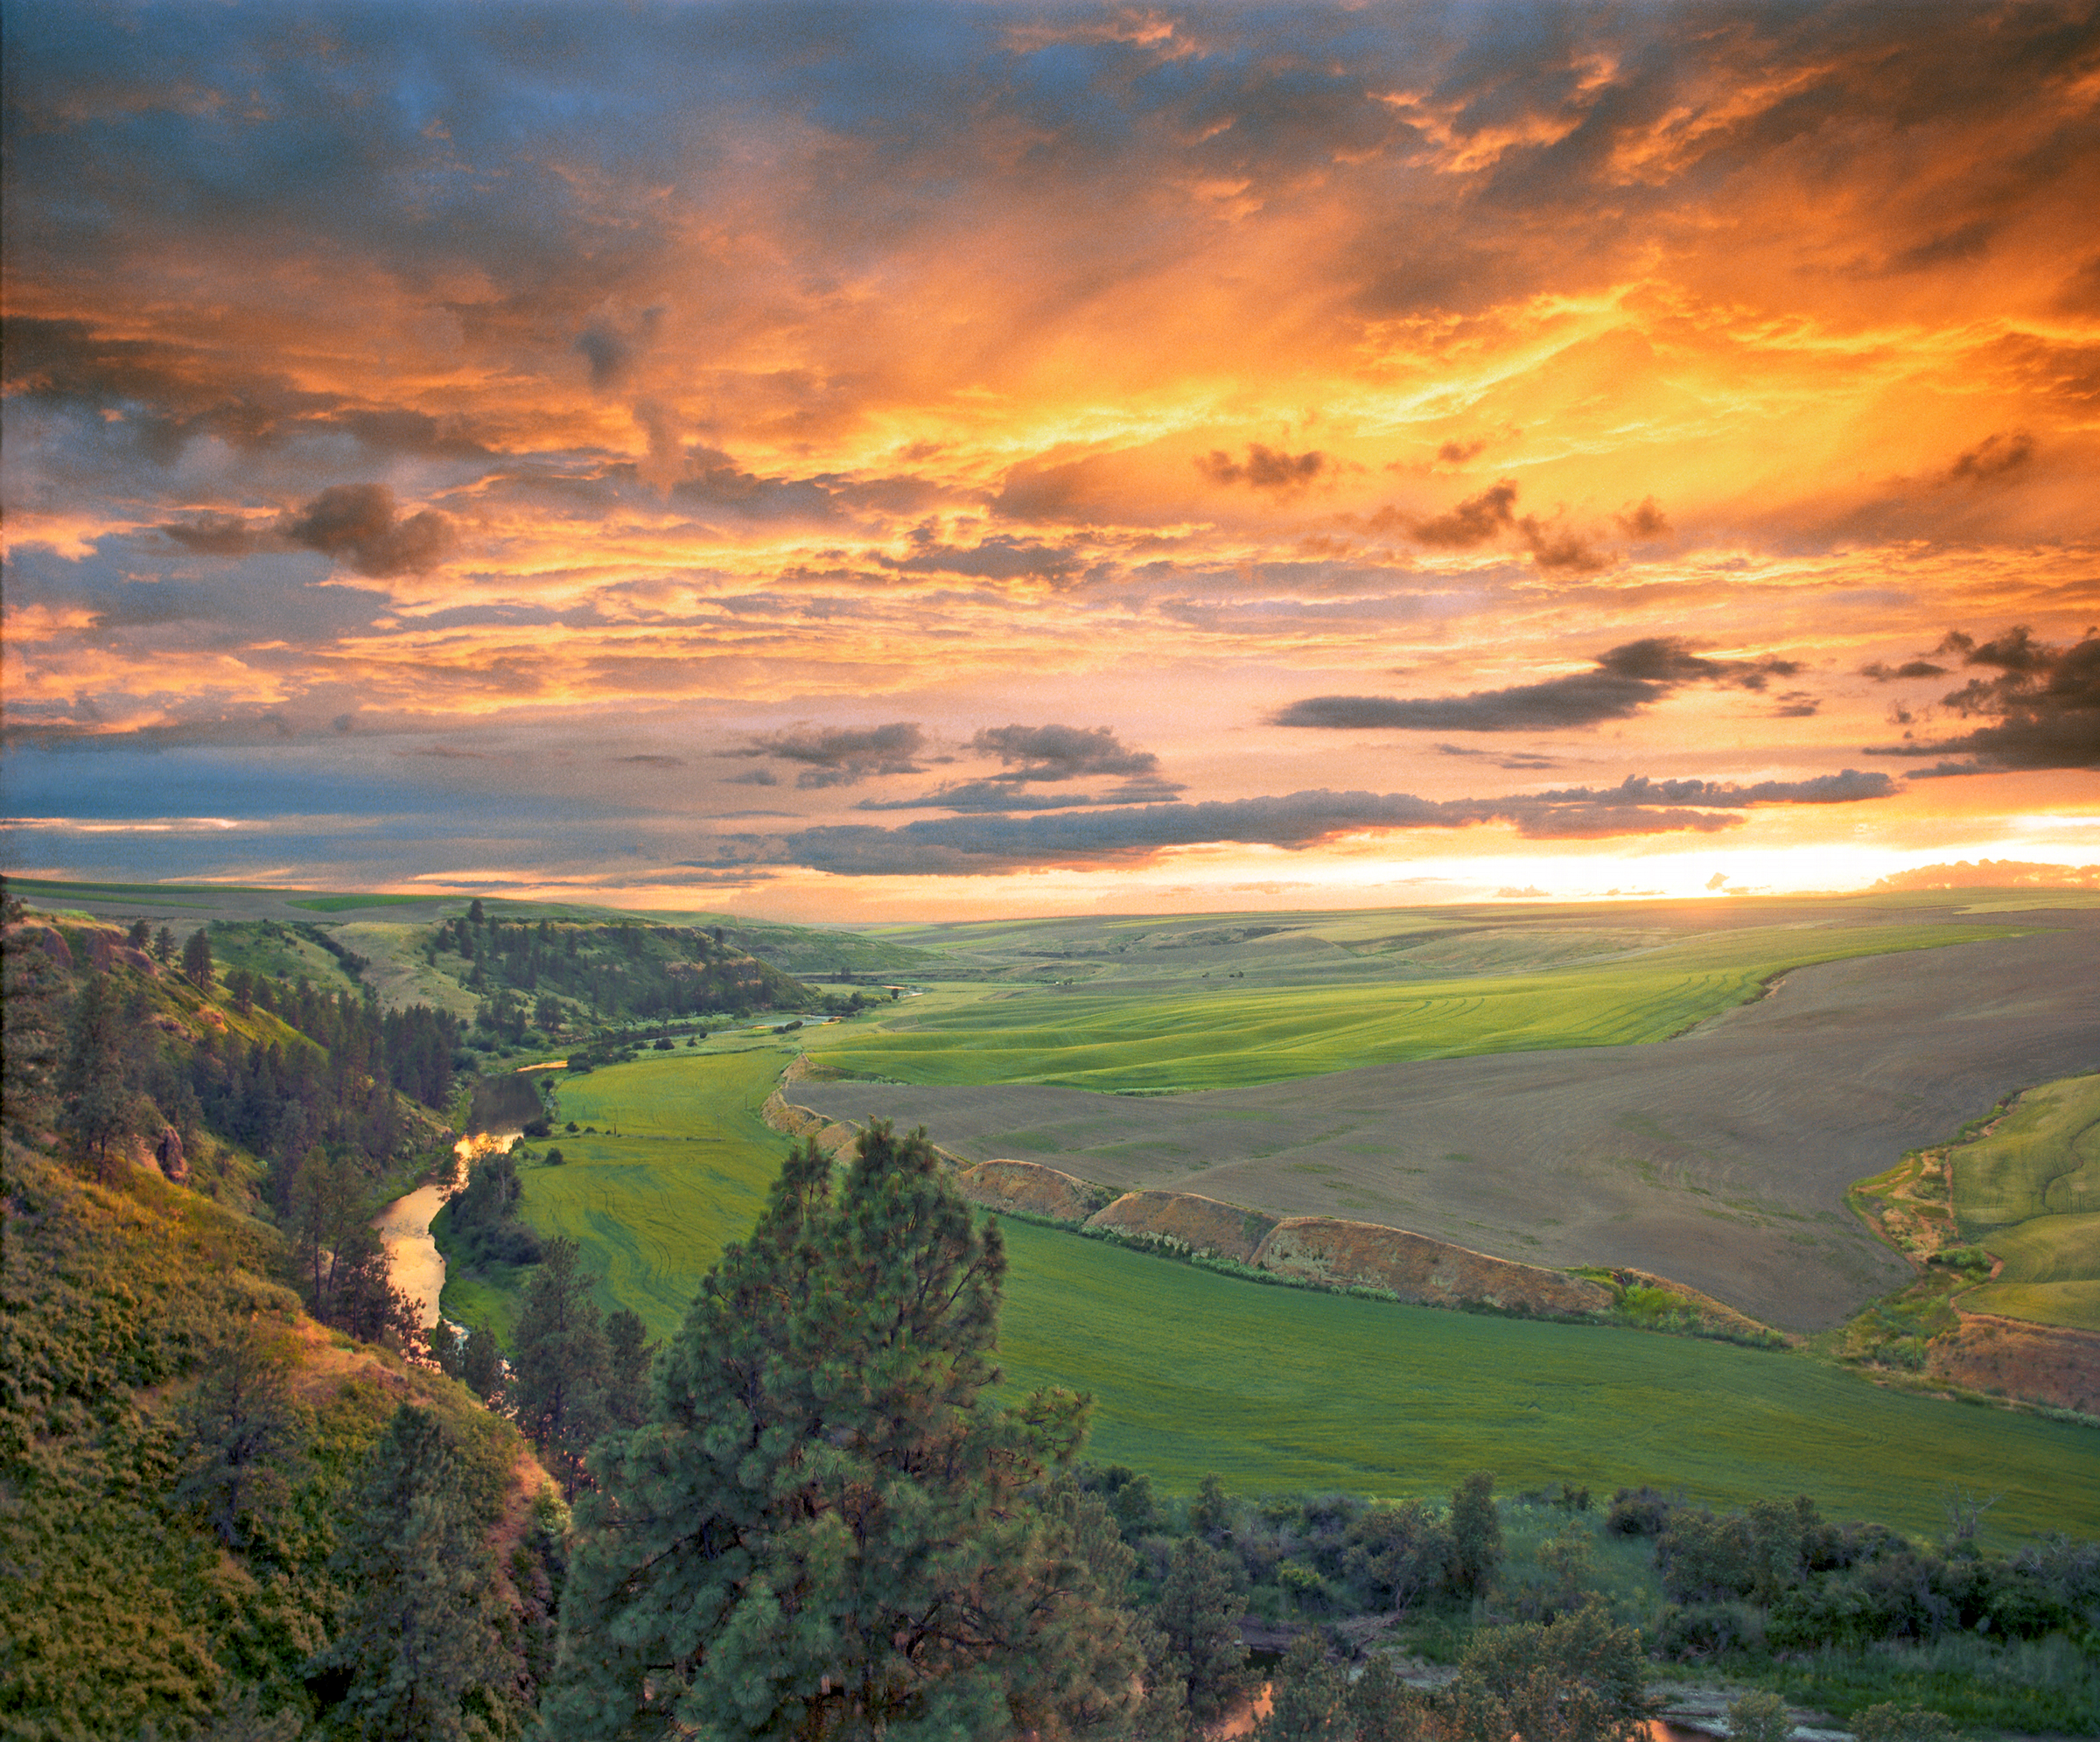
[508, 1236, 609, 1497]
[544, 1123, 1146, 1740]
[312, 1404, 518, 1739]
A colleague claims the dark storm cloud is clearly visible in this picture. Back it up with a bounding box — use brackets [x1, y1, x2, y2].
[160, 513, 270, 558]
[1949, 432, 2034, 483]
[727, 722, 927, 787]
[6, 318, 494, 465]
[887, 537, 1084, 585]
[1438, 744, 1563, 771]
[990, 453, 1136, 524]
[168, 484, 454, 578]
[1364, 480, 1614, 572]
[1404, 482, 1520, 549]
[1861, 659, 1949, 682]
[775, 791, 1460, 875]
[278, 485, 455, 578]
[855, 780, 1181, 815]
[1274, 637, 1805, 733]
[971, 724, 1159, 781]
[1196, 444, 1328, 493]
[1615, 499, 1670, 539]
[669, 452, 847, 523]
[1868, 626, 2100, 771]
[10, 539, 395, 649]
[575, 310, 662, 389]
[850, 725, 1176, 811]
[1527, 771, 1896, 808]
[683, 768, 1898, 876]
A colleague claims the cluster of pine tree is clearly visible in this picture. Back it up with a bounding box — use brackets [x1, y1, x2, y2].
[7, 901, 456, 1346]
[428, 905, 814, 1035]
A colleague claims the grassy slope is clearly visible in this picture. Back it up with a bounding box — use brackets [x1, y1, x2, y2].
[2, 1138, 523, 1737]
[991, 1219, 2098, 1543]
[1955, 1073, 2100, 1332]
[444, 1049, 799, 1335]
[807, 923, 2009, 1093]
[455, 1053, 2100, 1545]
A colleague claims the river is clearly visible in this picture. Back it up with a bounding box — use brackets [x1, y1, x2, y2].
[372, 1129, 520, 1330]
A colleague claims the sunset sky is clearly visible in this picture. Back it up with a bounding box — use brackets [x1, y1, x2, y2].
[5, 1, 2096, 920]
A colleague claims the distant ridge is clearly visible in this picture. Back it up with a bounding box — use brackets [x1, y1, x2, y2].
[1870, 859, 2100, 892]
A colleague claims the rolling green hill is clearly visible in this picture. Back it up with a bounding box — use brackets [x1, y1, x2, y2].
[453, 1053, 2100, 1544]
[803, 922, 2012, 1094]
[1955, 1073, 2100, 1332]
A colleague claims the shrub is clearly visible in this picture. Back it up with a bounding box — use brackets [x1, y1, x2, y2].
[1853, 1704, 1960, 1742]
[1728, 1690, 1793, 1742]
[1653, 1601, 1763, 1660]
[1606, 1485, 1672, 1536]
[1447, 1471, 1503, 1600]
[1656, 1508, 1756, 1602]
[1342, 1501, 1451, 1616]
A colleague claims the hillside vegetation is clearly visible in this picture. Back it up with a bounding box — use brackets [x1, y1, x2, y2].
[0, 1107, 550, 1738]
[1953, 1073, 2100, 1332]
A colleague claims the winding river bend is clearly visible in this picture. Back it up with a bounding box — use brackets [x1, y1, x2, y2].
[372, 1130, 519, 1329]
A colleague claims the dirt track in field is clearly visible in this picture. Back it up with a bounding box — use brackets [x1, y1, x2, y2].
[797, 912, 2100, 1331]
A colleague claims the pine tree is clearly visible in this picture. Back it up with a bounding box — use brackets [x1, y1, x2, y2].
[286, 1145, 355, 1313]
[603, 1306, 655, 1430]
[57, 972, 131, 1179]
[1253, 1634, 1349, 1742]
[1348, 1654, 1440, 1742]
[1154, 1535, 1251, 1726]
[509, 1236, 609, 1497]
[312, 1404, 517, 1739]
[1447, 1471, 1503, 1602]
[544, 1123, 1146, 1739]
[1189, 1471, 1234, 1543]
[1446, 1598, 1649, 1742]
[174, 1318, 309, 1548]
[181, 927, 215, 990]
[327, 1222, 421, 1348]
[461, 1324, 504, 1401]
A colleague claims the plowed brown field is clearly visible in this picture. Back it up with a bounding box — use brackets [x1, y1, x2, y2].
[797, 911, 2100, 1330]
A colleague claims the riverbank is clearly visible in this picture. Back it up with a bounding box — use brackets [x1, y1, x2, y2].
[373, 1129, 520, 1329]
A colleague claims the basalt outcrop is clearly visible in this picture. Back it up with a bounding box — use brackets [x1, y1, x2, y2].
[764, 1093, 1765, 1333]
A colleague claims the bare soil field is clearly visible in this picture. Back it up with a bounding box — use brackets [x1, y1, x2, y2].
[797, 909, 2100, 1331]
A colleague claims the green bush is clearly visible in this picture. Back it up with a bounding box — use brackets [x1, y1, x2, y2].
[1853, 1702, 1961, 1742]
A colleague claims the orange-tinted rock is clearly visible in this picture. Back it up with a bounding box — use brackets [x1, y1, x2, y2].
[1251, 1218, 1614, 1318]
[760, 1092, 858, 1158]
[1085, 1190, 1278, 1262]
[956, 1159, 1105, 1222]
[155, 1125, 189, 1183]
[1934, 1312, 2100, 1415]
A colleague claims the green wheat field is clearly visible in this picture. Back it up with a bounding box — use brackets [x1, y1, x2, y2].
[803, 924, 2014, 1092]
[447, 1051, 2100, 1544]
